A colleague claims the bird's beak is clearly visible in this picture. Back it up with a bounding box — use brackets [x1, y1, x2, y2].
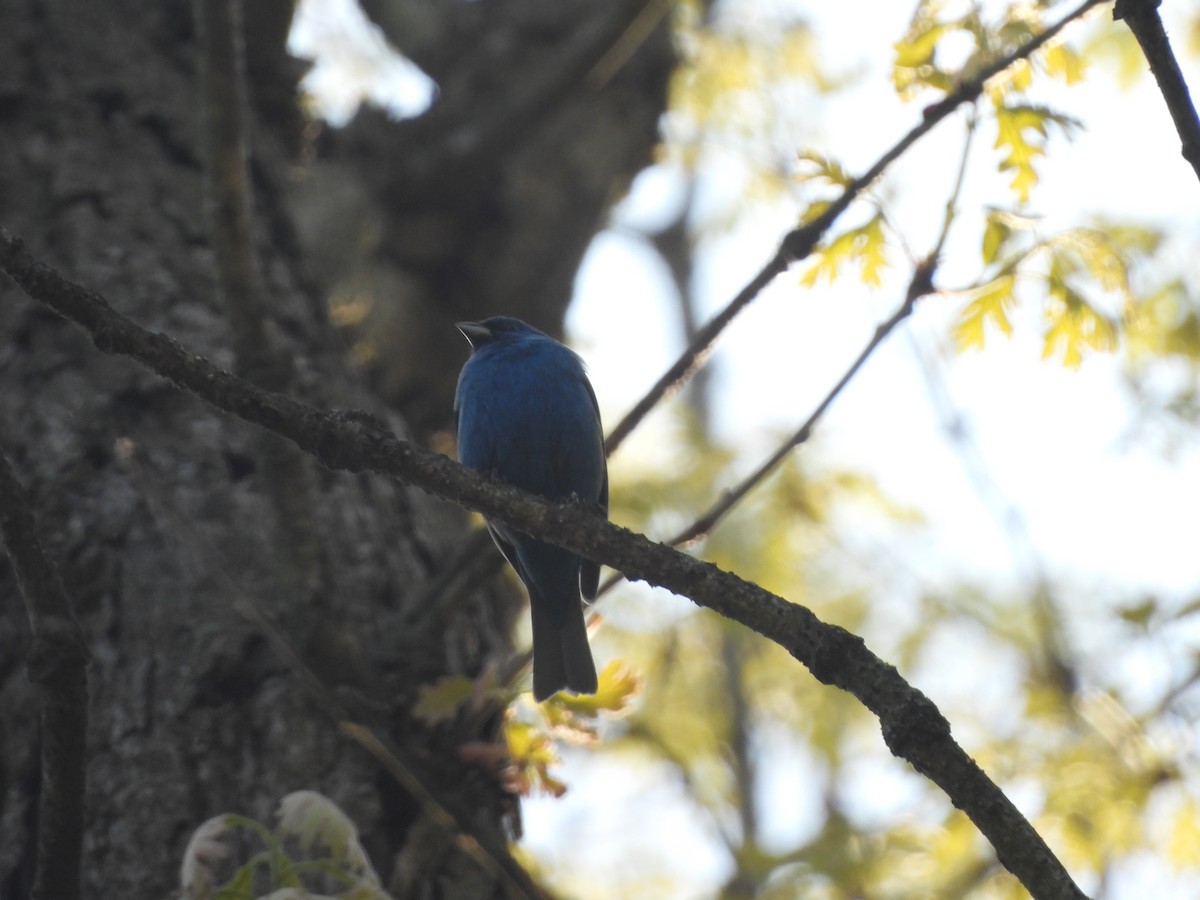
[456, 321, 491, 348]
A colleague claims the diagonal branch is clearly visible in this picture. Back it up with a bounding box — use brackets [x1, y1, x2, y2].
[605, 0, 1108, 455]
[0, 227, 1088, 900]
[665, 111, 976, 549]
[670, 257, 938, 546]
[1113, 0, 1200, 184]
[0, 448, 89, 900]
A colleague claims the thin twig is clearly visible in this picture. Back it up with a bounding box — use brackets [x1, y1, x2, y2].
[0, 449, 89, 900]
[1113, 0, 1200, 184]
[905, 334, 1076, 693]
[908, 110, 1075, 691]
[340, 724, 543, 900]
[0, 227, 1089, 900]
[932, 107, 980, 263]
[669, 257, 938, 547]
[587, 0, 673, 89]
[724, 632, 758, 851]
[407, 530, 505, 632]
[604, 0, 1107, 456]
[193, 0, 270, 372]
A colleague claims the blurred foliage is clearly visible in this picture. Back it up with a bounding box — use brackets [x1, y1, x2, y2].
[665, 0, 832, 235]
[179, 792, 387, 899]
[511, 0, 1200, 897]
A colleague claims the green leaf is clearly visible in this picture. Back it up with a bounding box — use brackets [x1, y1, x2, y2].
[413, 676, 477, 724]
[795, 150, 852, 189]
[213, 860, 260, 900]
[801, 212, 890, 287]
[992, 102, 1081, 203]
[1043, 42, 1087, 84]
[1041, 284, 1118, 368]
[952, 273, 1017, 351]
[894, 21, 946, 69]
[982, 211, 1012, 265]
[859, 214, 889, 286]
[1168, 799, 1200, 869]
[893, 20, 949, 97]
[505, 719, 568, 797]
[1117, 597, 1157, 628]
[554, 661, 640, 716]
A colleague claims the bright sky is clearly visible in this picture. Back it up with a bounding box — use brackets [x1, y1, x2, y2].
[292, 1, 1200, 896]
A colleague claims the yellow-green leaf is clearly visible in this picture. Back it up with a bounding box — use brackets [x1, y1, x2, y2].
[795, 150, 852, 188]
[802, 212, 889, 287]
[982, 212, 1012, 265]
[1117, 597, 1157, 628]
[505, 719, 567, 797]
[1041, 286, 1118, 368]
[1043, 42, 1087, 84]
[558, 661, 640, 715]
[413, 676, 476, 724]
[1167, 800, 1200, 869]
[993, 102, 1080, 203]
[953, 274, 1017, 351]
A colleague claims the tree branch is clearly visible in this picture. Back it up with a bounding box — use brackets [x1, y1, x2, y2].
[604, 0, 1107, 455]
[663, 112, 976, 549]
[1113, 0, 1200, 184]
[670, 257, 937, 546]
[0, 227, 1088, 899]
[193, 0, 271, 374]
[0, 448, 89, 900]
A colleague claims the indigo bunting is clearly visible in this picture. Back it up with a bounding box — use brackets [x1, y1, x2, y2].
[455, 317, 606, 701]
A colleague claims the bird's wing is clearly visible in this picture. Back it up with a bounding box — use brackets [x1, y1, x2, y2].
[486, 522, 528, 586]
[572, 362, 607, 601]
[579, 462, 605, 600]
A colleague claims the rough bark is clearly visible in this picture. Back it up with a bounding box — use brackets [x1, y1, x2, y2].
[0, 0, 671, 896]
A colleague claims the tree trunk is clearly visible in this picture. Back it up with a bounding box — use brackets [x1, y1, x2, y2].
[0, 1, 671, 896]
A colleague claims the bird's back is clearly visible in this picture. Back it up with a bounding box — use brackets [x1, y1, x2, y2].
[456, 337, 605, 504]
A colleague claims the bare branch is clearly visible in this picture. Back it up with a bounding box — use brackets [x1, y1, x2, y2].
[1113, 0, 1200, 184]
[0, 227, 1089, 900]
[193, 0, 271, 375]
[905, 335, 1077, 692]
[0, 449, 89, 900]
[341, 724, 545, 900]
[670, 257, 937, 546]
[662, 113, 976, 548]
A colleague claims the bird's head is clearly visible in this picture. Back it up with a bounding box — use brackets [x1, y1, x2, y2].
[456, 316, 547, 351]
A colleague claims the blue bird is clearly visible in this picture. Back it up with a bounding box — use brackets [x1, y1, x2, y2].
[455, 317, 607, 701]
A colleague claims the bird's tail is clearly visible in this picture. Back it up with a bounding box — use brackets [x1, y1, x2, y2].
[530, 592, 597, 702]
